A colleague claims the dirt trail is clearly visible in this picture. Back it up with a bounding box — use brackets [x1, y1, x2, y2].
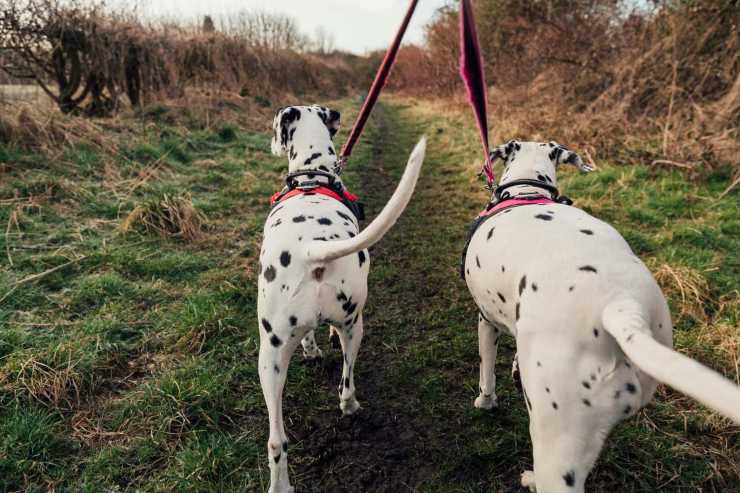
[282, 102, 524, 492]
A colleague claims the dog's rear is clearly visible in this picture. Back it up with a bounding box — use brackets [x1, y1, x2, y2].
[258, 132, 425, 493]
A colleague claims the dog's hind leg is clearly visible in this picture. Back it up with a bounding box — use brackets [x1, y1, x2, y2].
[475, 313, 500, 409]
[300, 330, 324, 359]
[516, 330, 614, 493]
[334, 314, 364, 415]
[259, 322, 302, 493]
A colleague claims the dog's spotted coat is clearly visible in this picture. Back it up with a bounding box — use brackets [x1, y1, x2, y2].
[465, 141, 674, 492]
[258, 105, 425, 493]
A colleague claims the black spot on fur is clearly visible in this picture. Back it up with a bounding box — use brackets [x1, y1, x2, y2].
[304, 152, 322, 165]
[532, 283, 538, 292]
[563, 471, 575, 487]
[476, 256, 481, 268]
[358, 250, 366, 267]
[282, 442, 288, 452]
[593, 328, 599, 337]
[274, 364, 280, 374]
[289, 316, 297, 326]
[583, 399, 591, 407]
[280, 251, 291, 267]
[569, 285, 575, 292]
[580, 229, 594, 235]
[582, 381, 591, 389]
[579, 265, 598, 273]
[293, 215, 306, 223]
[337, 210, 352, 221]
[344, 377, 350, 388]
[497, 292, 506, 303]
[624, 405, 632, 414]
[515, 303, 520, 321]
[317, 217, 332, 226]
[270, 334, 282, 347]
[487, 227, 494, 240]
[261, 319, 273, 333]
[327, 146, 335, 155]
[626, 382, 637, 394]
[264, 265, 276, 282]
[274, 453, 281, 463]
[535, 214, 553, 221]
[519, 276, 527, 295]
[337, 292, 348, 301]
[501, 265, 505, 272]
[552, 401, 559, 410]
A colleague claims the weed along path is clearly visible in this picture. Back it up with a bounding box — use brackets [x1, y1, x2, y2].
[0, 97, 736, 492]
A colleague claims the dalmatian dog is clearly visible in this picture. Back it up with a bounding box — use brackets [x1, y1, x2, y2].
[258, 104, 426, 493]
[462, 140, 740, 492]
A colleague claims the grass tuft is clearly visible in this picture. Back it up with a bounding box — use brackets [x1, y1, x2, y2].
[121, 193, 205, 241]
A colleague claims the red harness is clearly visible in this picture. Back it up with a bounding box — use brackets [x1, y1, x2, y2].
[270, 186, 359, 207]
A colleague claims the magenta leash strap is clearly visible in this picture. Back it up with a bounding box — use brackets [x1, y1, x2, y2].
[459, 0, 494, 187]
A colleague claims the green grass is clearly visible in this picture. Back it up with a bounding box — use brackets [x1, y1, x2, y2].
[0, 96, 737, 492]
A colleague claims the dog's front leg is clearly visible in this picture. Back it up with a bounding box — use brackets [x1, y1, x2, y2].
[474, 313, 500, 409]
[259, 329, 300, 493]
[334, 313, 364, 415]
[300, 330, 324, 359]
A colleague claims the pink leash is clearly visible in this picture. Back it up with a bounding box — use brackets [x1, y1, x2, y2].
[339, 0, 420, 167]
[459, 0, 494, 188]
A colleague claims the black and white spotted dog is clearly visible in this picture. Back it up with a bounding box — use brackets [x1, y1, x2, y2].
[258, 104, 426, 493]
[462, 141, 740, 492]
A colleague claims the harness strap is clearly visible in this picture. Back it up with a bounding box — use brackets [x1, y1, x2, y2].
[270, 186, 364, 221]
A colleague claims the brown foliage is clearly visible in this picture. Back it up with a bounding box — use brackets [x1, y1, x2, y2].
[391, 0, 739, 165]
[1, 1, 353, 116]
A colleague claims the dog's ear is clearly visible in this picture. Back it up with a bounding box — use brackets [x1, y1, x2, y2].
[548, 141, 593, 172]
[490, 139, 521, 163]
[271, 106, 302, 156]
[313, 105, 341, 139]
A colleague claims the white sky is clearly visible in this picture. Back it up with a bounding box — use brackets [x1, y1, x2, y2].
[116, 1, 451, 54]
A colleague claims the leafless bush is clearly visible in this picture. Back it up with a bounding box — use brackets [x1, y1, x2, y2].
[392, 0, 739, 165]
[0, 1, 352, 116]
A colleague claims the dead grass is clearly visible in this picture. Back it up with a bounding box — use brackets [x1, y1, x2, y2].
[653, 263, 712, 323]
[121, 193, 205, 242]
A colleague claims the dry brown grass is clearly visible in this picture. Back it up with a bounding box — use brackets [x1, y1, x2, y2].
[121, 193, 205, 241]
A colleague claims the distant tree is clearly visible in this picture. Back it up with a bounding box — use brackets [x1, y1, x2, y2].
[202, 15, 215, 33]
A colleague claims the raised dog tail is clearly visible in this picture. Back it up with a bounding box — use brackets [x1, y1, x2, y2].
[305, 136, 426, 264]
[602, 298, 740, 424]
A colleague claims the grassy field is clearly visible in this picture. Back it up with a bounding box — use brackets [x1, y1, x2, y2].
[0, 96, 738, 492]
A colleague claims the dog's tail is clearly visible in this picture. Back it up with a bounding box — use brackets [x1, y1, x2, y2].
[305, 136, 426, 263]
[602, 298, 740, 423]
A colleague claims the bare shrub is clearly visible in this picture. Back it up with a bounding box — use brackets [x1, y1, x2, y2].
[0, 2, 352, 116]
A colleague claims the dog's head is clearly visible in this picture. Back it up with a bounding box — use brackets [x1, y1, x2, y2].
[270, 104, 341, 158]
[490, 140, 592, 187]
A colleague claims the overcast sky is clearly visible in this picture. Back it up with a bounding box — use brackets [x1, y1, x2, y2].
[113, 1, 451, 54]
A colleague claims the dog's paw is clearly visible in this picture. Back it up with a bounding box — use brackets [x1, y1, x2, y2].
[302, 347, 324, 360]
[340, 397, 361, 416]
[474, 393, 498, 410]
[521, 470, 536, 492]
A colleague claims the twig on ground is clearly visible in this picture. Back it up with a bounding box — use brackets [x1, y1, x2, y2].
[716, 171, 740, 200]
[0, 254, 90, 305]
[651, 159, 694, 169]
